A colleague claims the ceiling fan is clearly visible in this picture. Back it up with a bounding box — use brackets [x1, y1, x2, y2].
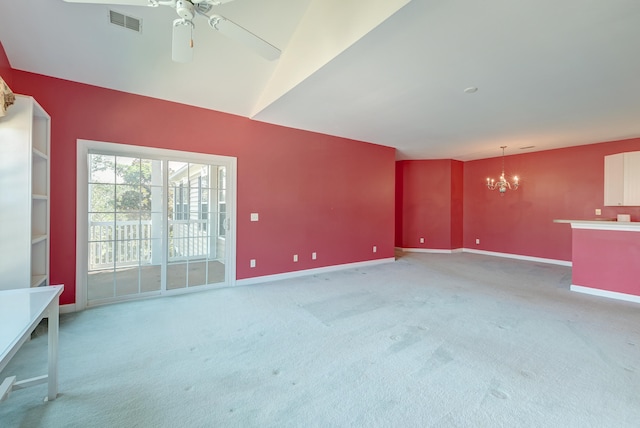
[63, 0, 281, 62]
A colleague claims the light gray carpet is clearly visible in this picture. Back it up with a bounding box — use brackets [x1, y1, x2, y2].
[1, 252, 639, 427]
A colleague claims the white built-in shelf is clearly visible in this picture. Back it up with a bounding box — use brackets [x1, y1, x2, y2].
[0, 95, 50, 290]
[31, 235, 47, 244]
[30, 275, 48, 288]
[32, 148, 48, 160]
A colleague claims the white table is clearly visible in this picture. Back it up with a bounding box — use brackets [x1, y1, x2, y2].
[0, 285, 63, 402]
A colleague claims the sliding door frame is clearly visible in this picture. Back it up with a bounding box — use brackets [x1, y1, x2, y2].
[76, 139, 237, 310]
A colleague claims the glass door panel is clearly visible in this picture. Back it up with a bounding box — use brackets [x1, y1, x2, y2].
[87, 154, 163, 304]
[167, 161, 225, 289]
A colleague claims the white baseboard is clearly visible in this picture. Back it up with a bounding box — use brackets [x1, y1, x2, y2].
[570, 284, 640, 304]
[60, 303, 76, 314]
[397, 247, 463, 254]
[62, 248, 569, 311]
[236, 257, 396, 286]
[397, 246, 571, 266]
[461, 248, 572, 266]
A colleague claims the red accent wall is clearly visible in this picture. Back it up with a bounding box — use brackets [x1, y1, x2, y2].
[11, 71, 396, 306]
[572, 228, 640, 296]
[396, 160, 463, 250]
[394, 163, 404, 247]
[0, 42, 12, 88]
[450, 160, 464, 249]
[463, 139, 640, 261]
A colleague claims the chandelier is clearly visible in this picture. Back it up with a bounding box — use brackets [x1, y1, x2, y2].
[486, 146, 519, 195]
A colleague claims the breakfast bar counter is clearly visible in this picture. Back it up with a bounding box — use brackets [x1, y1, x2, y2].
[554, 219, 640, 303]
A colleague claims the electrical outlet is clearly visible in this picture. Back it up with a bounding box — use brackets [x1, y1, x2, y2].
[476, 239, 480, 245]
[293, 254, 298, 262]
[250, 259, 256, 268]
[595, 208, 601, 216]
[312, 252, 317, 260]
[250, 213, 259, 221]
[373, 246, 377, 253]
[420, 237, 424, 244]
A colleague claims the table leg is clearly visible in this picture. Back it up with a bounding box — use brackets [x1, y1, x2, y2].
[46, 298, 59, 401]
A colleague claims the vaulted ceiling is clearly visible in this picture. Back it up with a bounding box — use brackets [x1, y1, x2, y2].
[2, 0, 640, 160]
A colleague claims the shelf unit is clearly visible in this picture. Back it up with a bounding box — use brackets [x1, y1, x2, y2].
[0, 95, 50, 290]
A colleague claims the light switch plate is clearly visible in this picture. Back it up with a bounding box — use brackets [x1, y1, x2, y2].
[250, 213, 259, 221]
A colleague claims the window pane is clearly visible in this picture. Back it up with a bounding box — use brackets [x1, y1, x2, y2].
[89, 154, 116, 184]
[168, 161, 188, 187]
[218, 167, 226, 191]
[115, 156, 139, 184]
[140, 158, 154, 186]
[167, 262, 187, 290]
[115, 267, 140, 297]
[140, 263, 161, 293]
[89, 183, 115, 213]
[88, 269, 115, 300]
[116, 184, 141, 213]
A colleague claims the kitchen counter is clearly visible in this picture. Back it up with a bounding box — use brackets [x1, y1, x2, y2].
[554, 219, 640, 303]
[554, 219, 640, 231]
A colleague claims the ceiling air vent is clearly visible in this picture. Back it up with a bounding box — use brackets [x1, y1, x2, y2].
[109, 10, 142, 33]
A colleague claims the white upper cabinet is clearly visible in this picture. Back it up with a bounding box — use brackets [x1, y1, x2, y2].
[604, 151, 640, 206]
[0, 95, 50, 289]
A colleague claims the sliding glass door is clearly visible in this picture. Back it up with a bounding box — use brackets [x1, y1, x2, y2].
[79, 141, 235, 307]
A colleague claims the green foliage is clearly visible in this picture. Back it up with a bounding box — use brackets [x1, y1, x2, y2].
[89, 155, 155, 221]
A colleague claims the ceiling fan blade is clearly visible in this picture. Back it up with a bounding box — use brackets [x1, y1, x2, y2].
[203, 0, 238, 4]
[172, 19, 194, 63]
[207, 14, 280, 61]
[63, 0, 155, 5]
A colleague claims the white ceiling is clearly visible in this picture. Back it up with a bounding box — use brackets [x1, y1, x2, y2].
[1, 0, 640, 160]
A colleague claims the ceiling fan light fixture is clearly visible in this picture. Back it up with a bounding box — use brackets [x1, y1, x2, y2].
[172, 18, 194, 63]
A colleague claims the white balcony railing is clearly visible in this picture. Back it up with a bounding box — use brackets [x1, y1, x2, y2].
[89, 220, 214, 270]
